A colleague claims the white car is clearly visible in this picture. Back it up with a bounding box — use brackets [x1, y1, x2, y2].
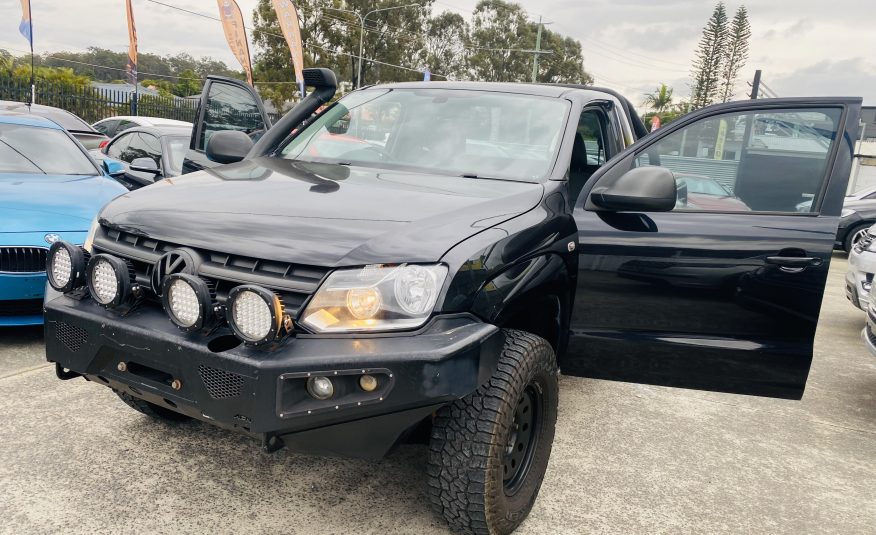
[92, 115, 192, 140]
[846, 222, 876, 309]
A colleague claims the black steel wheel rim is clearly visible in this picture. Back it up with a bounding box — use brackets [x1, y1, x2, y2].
[502, 382, 542, 495]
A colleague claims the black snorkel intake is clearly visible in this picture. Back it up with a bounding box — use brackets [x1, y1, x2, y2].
[248, 68, 338, 159]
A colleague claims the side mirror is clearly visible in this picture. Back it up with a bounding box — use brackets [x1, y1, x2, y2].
[130, 157, 161, 174]
[102, 158, 126, 177]
[206, 130, 254, 164]
[589, 166, 677, 212]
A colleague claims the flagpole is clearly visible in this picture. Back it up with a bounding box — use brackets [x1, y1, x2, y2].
[28, 0, 34, 104]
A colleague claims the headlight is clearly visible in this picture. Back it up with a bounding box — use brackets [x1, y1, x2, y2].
[226, 285, 285, 345]
[86, 254, 133, 307]
[301, 264, 448, 333]
[46, 241, 87, 292]
[162, 274, 213, 331]
[83, 218, 99, 253]
[841, 208, 856, 218]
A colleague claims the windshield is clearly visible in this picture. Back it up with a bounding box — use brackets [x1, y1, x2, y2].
[0, 123, 98, 175]
[164, 135, 189, 176]
[280, 88, 570, 182]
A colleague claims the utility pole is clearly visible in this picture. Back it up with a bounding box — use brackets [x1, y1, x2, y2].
[530, 17, 552, 83]
[531, 16, 543, 83]
[749, 69, 761, 99]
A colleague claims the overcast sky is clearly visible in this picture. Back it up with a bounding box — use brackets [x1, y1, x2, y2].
[1, 0, 874, 105]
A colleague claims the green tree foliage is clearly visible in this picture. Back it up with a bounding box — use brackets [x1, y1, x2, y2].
[422, 11, 469, 81]
[720, 5, 751, 102]
[643, 83, 673, 112]
[40, 47, 241, 85]
[690, 2, 728, 109]
[250, 0, 591, 110]
[173, 69, 202, 97]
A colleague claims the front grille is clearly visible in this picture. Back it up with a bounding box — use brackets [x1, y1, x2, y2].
[0, 298, 44, 317]
[0, 247, 48, 273]
[56, 321, 88, 351]
[93, 227, 329, 318]
[198, 365, 243, 399]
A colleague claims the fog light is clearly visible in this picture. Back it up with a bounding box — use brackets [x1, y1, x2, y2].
[86, 254, 133, 307]
[47, 241, 87, 292]
[307, 376, 334, 400]
[162, 274, 213, 331]
[359, 374, 378, 392]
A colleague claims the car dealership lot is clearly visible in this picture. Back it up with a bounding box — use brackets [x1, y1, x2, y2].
[1, 253, 874, 535]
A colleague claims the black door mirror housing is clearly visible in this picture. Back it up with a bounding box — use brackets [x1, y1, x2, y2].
[130, 157, 161, 174]
[589, 166, 677, 212]
[206, 130, 254, 164]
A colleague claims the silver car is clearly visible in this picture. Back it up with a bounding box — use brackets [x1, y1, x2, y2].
[846, 223, 876, 309]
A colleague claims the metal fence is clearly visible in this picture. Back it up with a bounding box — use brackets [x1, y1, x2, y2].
[0, 77, 198, 123]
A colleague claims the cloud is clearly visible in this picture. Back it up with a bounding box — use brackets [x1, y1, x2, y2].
[617, 24, 702, 52]
[770, 57, 876, 104]
[763, 18, 814, 39]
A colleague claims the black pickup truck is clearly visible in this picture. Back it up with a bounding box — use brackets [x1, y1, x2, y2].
[43, 69, 860, 535]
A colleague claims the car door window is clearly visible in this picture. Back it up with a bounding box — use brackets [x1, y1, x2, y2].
[121, 133, 163, 168]
[116, 120, 138, 135]
[198, 82, 266, 151]
[635, 108, 841, 213]
[106, 133, 131, 160]
[569, 109, 609, 201]
[93, 119, 118, 136]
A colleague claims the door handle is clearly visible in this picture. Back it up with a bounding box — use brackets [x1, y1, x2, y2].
[765, 256, 823, 269]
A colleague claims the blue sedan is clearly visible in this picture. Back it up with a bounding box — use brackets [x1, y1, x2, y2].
[0, 113, 128, 326]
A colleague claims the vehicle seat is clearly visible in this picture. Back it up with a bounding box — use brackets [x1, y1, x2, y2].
[569, 133, 599, 203]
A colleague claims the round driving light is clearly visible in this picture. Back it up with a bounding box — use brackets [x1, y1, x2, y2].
[47, 241, 86, 292]
[162, 274, 212, 331]
[346, 287, 381, 319]
[394, 265, 440, 315]
[86, 254, 133, 307]
[226, 285, 283, 345]
[359, 374, 378, 392]
[306, 376, 334, 400]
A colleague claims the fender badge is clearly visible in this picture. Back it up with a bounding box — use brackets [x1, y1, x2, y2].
[567, 241, 576, 252]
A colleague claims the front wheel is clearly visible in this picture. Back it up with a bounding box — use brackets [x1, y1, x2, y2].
[428, 329, 559, 535]
[844, 222, 872, 252]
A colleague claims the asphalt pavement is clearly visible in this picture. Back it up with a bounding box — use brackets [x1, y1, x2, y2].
[1, 253, 874, 534]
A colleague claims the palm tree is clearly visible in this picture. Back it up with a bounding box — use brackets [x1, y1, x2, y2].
[643, 84, 674, 112]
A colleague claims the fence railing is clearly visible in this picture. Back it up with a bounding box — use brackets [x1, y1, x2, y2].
[0, 77, 199, 124]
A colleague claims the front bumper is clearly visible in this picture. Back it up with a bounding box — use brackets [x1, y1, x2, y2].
[0, 274, 47, 326]
[44, 290, 502, 459]
[861, 310, 876, 359]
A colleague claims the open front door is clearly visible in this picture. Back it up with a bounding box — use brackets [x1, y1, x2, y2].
[565, 97, 862, 399]
[182, 76, 271, 174]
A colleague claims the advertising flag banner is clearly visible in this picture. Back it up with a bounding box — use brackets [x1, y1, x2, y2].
[217, 0, 254, 85]
[125, 0, 138, 86]
[19, 0, 33, 45]
[271, 0, 305, 96]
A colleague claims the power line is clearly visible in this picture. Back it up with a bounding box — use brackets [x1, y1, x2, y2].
[144, 0, 447, 79]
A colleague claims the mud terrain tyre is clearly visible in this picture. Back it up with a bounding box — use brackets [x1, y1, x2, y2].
[115, 390, 191, 422]
[428, 329, 559, 535]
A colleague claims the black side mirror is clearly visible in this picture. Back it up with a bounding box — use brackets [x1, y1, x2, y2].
[589, 166, 677, 212]
[206, 130, 254, 164]
[130, 157, 161, 174]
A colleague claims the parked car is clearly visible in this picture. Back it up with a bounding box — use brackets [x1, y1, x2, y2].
[0, 100, 108, 149]
[43, 69, 861, 535]
[861, 287, 876, 358]
[92, 125, 192, 190]
[0, 113, 128, 325]
[675, 173, 750, 211]
[831, 184, 876, 251]
[92, 115, 192, 144]
[845, 223, 876, 309]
